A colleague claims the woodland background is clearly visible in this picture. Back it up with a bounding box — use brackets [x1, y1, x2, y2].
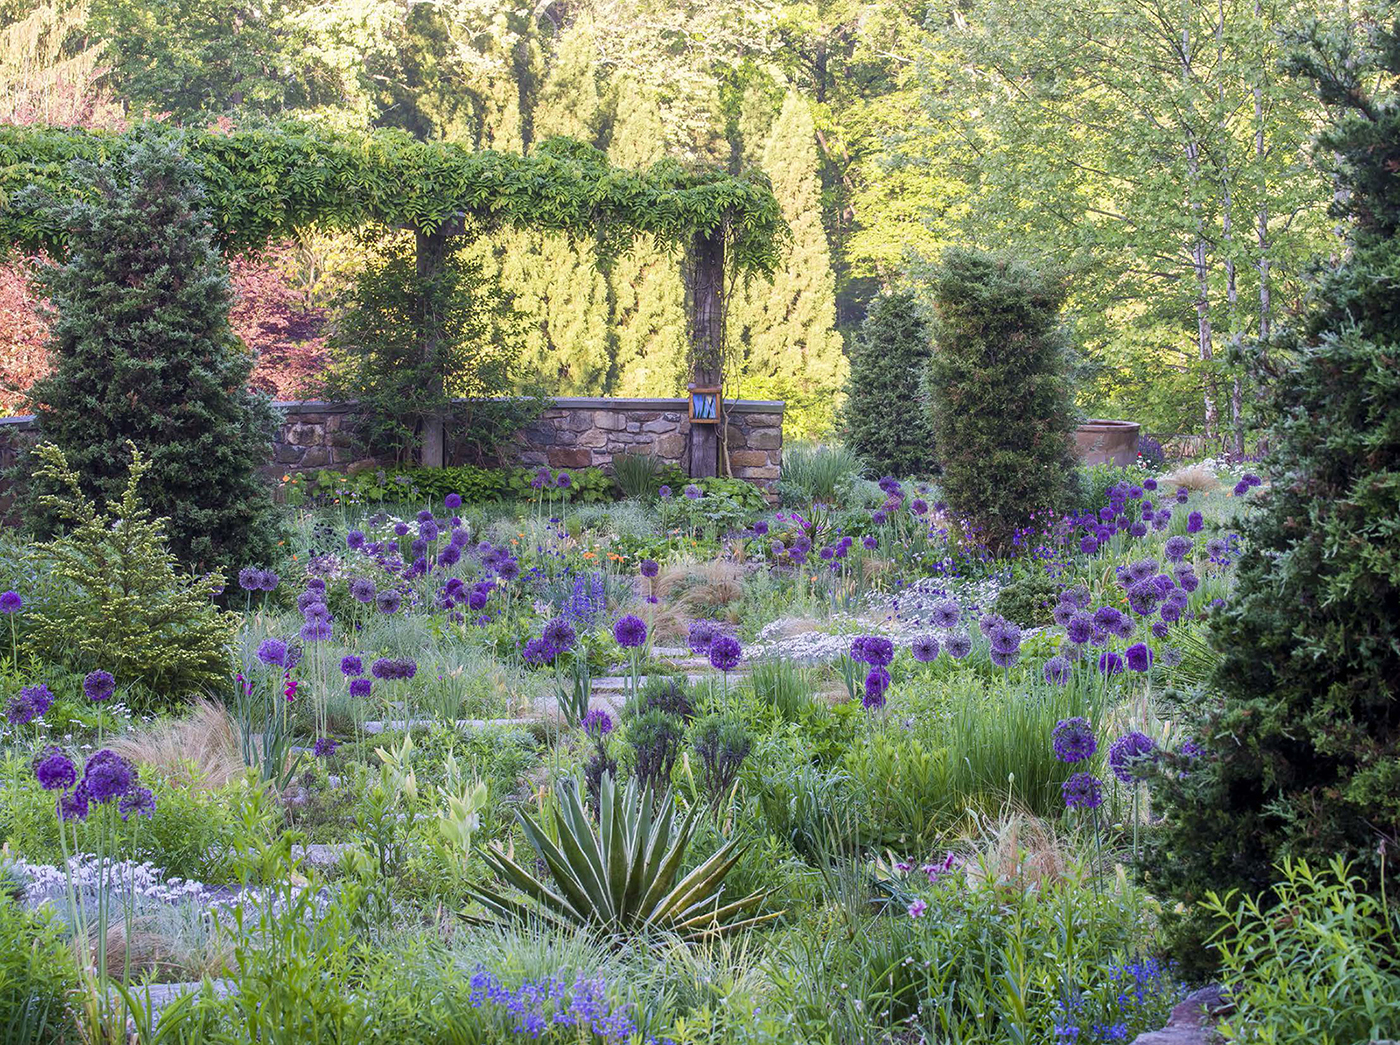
[0, 0, 1386, 443]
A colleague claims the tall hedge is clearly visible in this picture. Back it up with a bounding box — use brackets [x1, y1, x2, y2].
[24, 137, 280, 575]
[842, 291, 936, 476]
[1141, 22, 1400, 967]
[924, 248, 1077, 550]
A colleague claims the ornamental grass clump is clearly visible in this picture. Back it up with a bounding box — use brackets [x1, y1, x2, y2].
[467, 774, 776, 941]
[24, 442, 235, 701]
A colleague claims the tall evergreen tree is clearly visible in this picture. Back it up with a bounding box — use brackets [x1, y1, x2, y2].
[22, 137, 280, 574]
[842, 291, 935, 476]
[1142, 20, 1400, 968]
[923, 247, 1077, 551]
[731, 88, 847, 438]
[606, 77, 688, 397]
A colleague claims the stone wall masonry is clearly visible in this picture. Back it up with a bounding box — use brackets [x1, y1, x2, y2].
[0, 396, 788, 499]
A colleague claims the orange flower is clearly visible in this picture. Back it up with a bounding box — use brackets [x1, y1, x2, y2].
[583, 551, 596, 560]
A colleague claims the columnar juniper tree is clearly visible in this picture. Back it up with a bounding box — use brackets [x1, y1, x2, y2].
[923, 248, 1078, 550]
[23, 138, 279, 574]
[842, 290, 936, 476]
[1142, 21, 1400, 970]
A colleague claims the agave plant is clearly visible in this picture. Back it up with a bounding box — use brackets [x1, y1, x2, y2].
[467, 774, 777, 940]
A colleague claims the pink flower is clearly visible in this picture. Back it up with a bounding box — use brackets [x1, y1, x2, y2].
[908, 899, 927, 918]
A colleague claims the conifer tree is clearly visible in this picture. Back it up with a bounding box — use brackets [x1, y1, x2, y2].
[606, 77, 687, 397]
[843, 291, 935, 475]
[730, 88, 847, 438]
[1142, 21, 1400, 969]
[23, 137, 280, 574]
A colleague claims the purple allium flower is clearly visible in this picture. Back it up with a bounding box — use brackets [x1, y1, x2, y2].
[862, 535, 879, 551]
[1186, 511, 1204, 534]
[394, 522, 410, 537]
[583, 708, 613, 737]
[58, 785, 89, 822]
[1052, 601, 1077, 627]
[496, 558, 521, 582]
[237, 568, 261, 591]
[255, 638, 288, 667]
[340, 655, 363, 677]
[445, 493, 463, 510]
[1052, 717, 1097, 762]
[1244, 473, 1261, 487]
[1151, 620, 1171, 639]
[35, 748, 76, 791]
[819, 546, 835, 561]
[1177, 569, 1199, 593]
[301, 600, 331, 623]
[256, 570, 280, 592]
[945, 632, 972, 659]
[543, 617, 577, 653]
[0, 590, 22, 613]
[1128, 486, 1144, 499]
[709, 634, 742, 673]
[299, 619, 332, 642]
[930, 600, 960, 629]
[1062, 772, 1104, 810]
[612, 615, 648, 649]
[118, 786, 156, 821]
[911, 635, 940, 663]
[1143, 478, 1158, 491]
[911, 499, 929, 516]
[1043, 656, 1071, 685]
[861, 636, 895, 668]
[83, 669, 116, 702]
[752, 520, 769, 536]
[1080, 535, 1099, 555]
[1097, 652, 1124, 676]
[467, 587, 490, 612]
[523, 637, 554, 665]
[349, 578, 377, 603]
[1092, 606, 1123, 631]
[83, 749, 135, 803]
[878, 476, 903, 496]
[1127, 559, 1158, 583]
[639, 559, 659, 579]
[555, 472, 572, 490]
[988, 620, 1022, 656]
[1109, 731, 1158, 783]
[863, 666, 891, 708]
[314, 737, 339, 758]
[658, 485, 672, 499]
[990, 647, 1020, 668]
[1164, 536, 1192, 562]
[346, 530, 366, 551]
[683, 484, 702, 500]
[1176, 487, 1189, 503]
[687, 619, 717, 654]
[349, 678, 372, 698]
[376, 589, 402, 614]
[871, 509, 888, 525]
[1233, 479, 1250, 496]
[1124, 642, 1153, 672]
[1130, 522, 1148, 537]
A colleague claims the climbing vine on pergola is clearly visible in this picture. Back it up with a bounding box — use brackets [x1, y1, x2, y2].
[0, 123, 786, 473]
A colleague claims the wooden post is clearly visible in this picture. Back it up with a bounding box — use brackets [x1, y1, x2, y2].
[415, 227, 449, 468]
[686, 228, 723, 478]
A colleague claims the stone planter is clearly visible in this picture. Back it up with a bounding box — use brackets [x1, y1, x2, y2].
[1074, 419, 1141, 467]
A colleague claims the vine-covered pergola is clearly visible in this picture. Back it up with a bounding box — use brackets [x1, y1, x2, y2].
[0, 123, 785, 474]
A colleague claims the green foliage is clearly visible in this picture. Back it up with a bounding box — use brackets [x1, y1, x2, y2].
[843, 291, 936, 476]
[289, 463, 617, 507]
[1070, 464, 1149, 515]
[0, 123, 785, 274]
[1142, 30, 1400, 968]
[322, 235, 521, 463]
[611, 452, 666, 499]
[777, 442, 864, 506]
[746, 658, 814, 722]
[468, 774, 775, 940]
[20, 137, 280, 574]
[924, 247, 1079, 550]
[24, 442, 236, 700]
[692, 715, 752, 804]
[1205, 859, 1400, 1044]
[993, 568, 1061, 627]
[627, 708, 685, 792]
[0, 898, 77, 1045]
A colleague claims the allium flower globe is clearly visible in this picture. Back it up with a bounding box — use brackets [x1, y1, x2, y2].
[83, 669, 116, 702]
[911, 635, 940, 663]
[1051, 717, 1097, 762]
[612, 615, 648, 649]
[1062, 772, 1104, 810]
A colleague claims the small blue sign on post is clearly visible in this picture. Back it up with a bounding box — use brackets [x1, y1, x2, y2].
[688, 384, 721, 423]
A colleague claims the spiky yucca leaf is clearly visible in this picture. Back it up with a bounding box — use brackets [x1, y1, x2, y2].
[467, 774, 777, 940]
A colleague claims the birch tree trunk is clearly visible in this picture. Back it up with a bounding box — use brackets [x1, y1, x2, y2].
[1182, 9, 1218, 438]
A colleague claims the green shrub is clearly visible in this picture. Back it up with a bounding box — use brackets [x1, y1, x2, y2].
[0, 898, 77, 1045]
[778, 442, 863, 506]
[19, 137, 280, 575]
[1141, 29, 1400, 969]
[692, 715, 752, 804]
[842, 290, 936, 476]
[289, 463, 617, 507]
[1205, 859, 1400, 1044]
[923, 247, 1078, 550]
[992, 568, 1061, 626]
[24, 442, 235, 699]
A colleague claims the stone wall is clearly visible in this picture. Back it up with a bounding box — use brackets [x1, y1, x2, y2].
[1, 396, 787, 496]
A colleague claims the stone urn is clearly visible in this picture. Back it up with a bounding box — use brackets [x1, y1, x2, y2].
[1074, 419, 1141, 467]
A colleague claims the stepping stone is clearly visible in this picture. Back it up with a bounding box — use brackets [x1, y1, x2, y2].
[361, 717, 534, 735]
